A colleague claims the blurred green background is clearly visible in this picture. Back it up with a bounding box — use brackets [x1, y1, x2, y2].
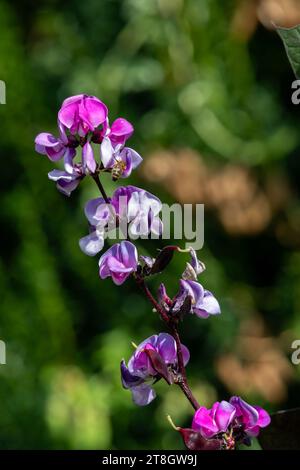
[1, 0, 300, 449]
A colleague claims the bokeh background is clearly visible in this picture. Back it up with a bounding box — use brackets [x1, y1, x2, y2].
[1, 0, 300, 450]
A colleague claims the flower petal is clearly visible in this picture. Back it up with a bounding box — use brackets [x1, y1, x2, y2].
[194, 290, 221, 318]
[192, 407, 219, 439]
[157, 333, 177, 364]
[35, 133, 65, 161]
[181, 344, 190, 366]
[100, 137, 114, 168]
[79, 231, 104, 256]
[255, 406, 271, 428]
[119, 240, 138, 268]
[120, 360, 144, 389]
[110, 118, 134, 145]
[214, 401, 236, 432]
[48, 170, 82, 196]
[84, 197, 110, 226]
[130, 384, 156, 406]
[63, 147, 76, 173]
[82, 141, 96, 174]
[82, 95, 108, 128]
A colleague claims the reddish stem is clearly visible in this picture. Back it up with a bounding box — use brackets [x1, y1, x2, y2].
[170, 326, 199, 410]
[136, 278, 170, 324]
[136, 277, 199, 410]
[92, 175, 199, 411]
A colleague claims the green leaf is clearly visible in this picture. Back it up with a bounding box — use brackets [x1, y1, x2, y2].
[277, 24, 300, 78]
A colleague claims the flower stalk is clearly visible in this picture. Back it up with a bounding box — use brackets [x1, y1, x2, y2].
[34, 93, 271, 450]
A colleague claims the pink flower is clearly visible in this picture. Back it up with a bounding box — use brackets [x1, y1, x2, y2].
[47, 148, 84, 196]
[58, 94, 108, 137]
[100, 117, 142, 179]
[192, 401, 236, 439]
[82, 141, 96, 174]
[98, 240, 138, 285]
[229, 396, 271, 437]
[79, 186, 163, 256]
[186, 396, 271, 449]
[35, 132, 67, 162]
[108, 118, 134, 146]
[121, 333, 190, 406]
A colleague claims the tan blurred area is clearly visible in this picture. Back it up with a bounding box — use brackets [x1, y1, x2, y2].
[231, 0, 300, 40]
[141, 149, 299, 242]
[216, 316, 294, 403]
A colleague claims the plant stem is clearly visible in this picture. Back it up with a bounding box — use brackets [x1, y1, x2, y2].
[136, 278, 170, 324]
[92, 174, 111, 204]
[137, 277, 199, 410]
[92, 174, 119, 224]
[92, 174, 199, 411]
[170, 326, 199, 410]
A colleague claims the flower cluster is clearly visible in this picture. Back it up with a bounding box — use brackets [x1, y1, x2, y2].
[99, 240, 138, 285]
[35, 94, 271, 451]
[121, 333, 189, 406]
[158, 248, 220, 319]
[176, 396, 270, 450]
[79, 186, 162, 258]
[35, 94, 142, 196]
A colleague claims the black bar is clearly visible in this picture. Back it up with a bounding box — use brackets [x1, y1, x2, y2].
[0, 450, 298, 467]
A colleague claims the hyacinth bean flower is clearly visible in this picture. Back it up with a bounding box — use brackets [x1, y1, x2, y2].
[79, 197, 112, 256]
[229, 396, 271, 438]
[121, 333, 190, 406]
[100, 118, 142, 179]
[99, 240, 138, 285]
[159, 249, 220, 318]
[82, 141, 96, 174]
[47, 148, 85, 197]
[182, 247, 206, 281]
[161, 279, 220, 319]
[107, 117, 134, 146]
[176, 280, 221, 318]
[189, 396, 270, 449]
[192, 401, 237, 440]
[79, 185, 163, 256]
[113, 185, 163, 237]
[189, 248, 206, 276]
[35, 132, 68, 162]
[58, 94, 108, 137]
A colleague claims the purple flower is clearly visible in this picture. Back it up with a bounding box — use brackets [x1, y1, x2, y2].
[229, 396, 271, 437]
[48, 148, 84, 196]
[121, 333, 190, 406]
[100, 118, 142, 179]
[108, 118, 134, 146]
[82, 141, 96, 174]
[79, 227, 106, 257]
[192, 401, 236, 439]
[79, 198, 112, 256]
[190, 248, 206, 275]
[187, 396, 270, 449]
[112, 186, 162, 237]
[173, 280, 221, 319]
[79, 186, 163, 256]
[58, 94, 108, 137]
[99, 240, 138, 285]
[101, 141, 142, 179]
[158, 283, 172, 308]
[35, 132, 67, 162]
[182, 248, 206, 281]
